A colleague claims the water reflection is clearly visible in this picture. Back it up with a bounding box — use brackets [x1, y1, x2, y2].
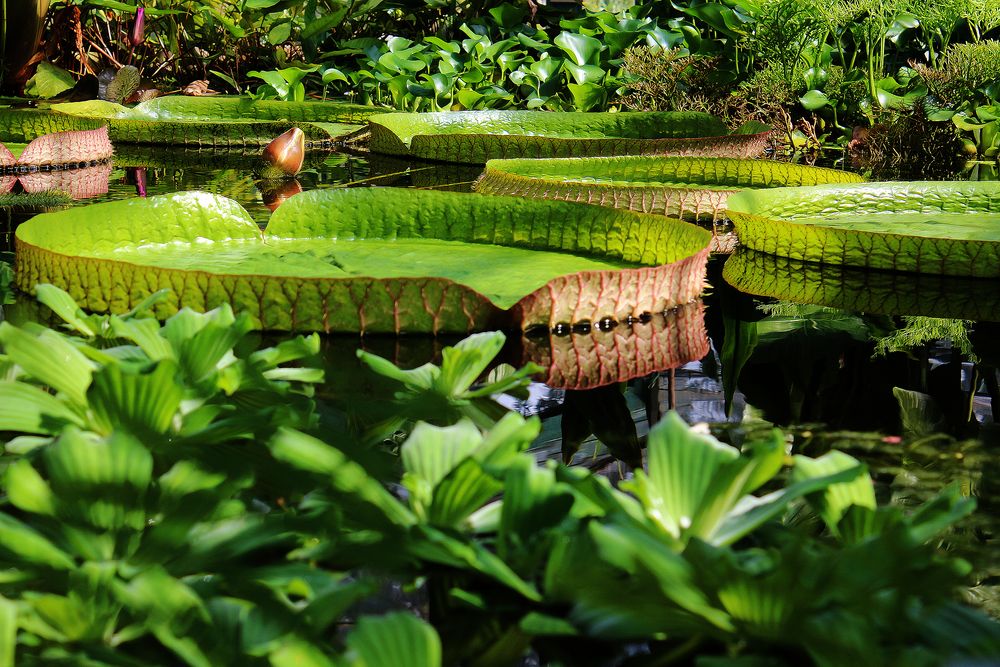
[516, 300, 708, 390]
[724, 248, 1000, 322]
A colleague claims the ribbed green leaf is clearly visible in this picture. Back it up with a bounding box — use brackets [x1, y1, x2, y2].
[0, 381, 83, 434]
[727, 182, 1000, 277]
[0, 596, 16, 667]
[17, 189, 710, 333]
[477, 156, 863, 221]
[499, 457, 574, 556]
[269, 427, 415, 526]
[34, 283, 96, 336]
[792, 451, 876, 536]
[88, 360, 183, 439]
[271, 639, 338, 667]
[5, 458, 56, 516]
[0, 96, 378, 146]
[402, 420, 481, 489]
[433, 332, 505, 395]
[428, 458, 502, 528]
[369, 110, 769, 163]
[0, 514, 75, 569]
[0, 323, 92, 405]
[347, 612, 441, 667]
[43, 429, 153, 532]
[635, 411, 739, 540]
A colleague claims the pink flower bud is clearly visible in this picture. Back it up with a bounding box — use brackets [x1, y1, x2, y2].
[130, 7, 145, 49]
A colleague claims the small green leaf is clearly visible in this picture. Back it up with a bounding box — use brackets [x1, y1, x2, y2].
[799, 89, 830, 111]
[25, 62, 76, 99]
[346, 612, 441, 667]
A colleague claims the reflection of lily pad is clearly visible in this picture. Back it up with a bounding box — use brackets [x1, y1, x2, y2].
[16, 189, 710, 333]
[726, 182, 1000, 277]
[0, 96, 379, 146]
[519, 300, 709, 389]
[475, 156, 863, 221]
[369, 111, 771, 164]
[723, 248, 1000, 323]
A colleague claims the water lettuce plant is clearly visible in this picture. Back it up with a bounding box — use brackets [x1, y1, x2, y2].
[0, 291, 997, 665]
[726, 181, 1000, 277]
[15, 189, 711, 333]
[723, 248, 1000, 322]
[0, 96, 379, 146]
[367, 110, 772, 163]
[475, 155, 865, 222]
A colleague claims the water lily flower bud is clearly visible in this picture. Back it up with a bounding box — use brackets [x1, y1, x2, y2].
[260, 128, 305, 178]
[130, 7, 145, 49]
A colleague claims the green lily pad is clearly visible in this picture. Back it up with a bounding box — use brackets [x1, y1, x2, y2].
[0, 96, 378, 146]
[723, 248, 1000, 322]
[475, 156, 864, 221]
[726, 182, 1000, 277]
[16, 189, 711, 333]
[369, 111, 772, 164]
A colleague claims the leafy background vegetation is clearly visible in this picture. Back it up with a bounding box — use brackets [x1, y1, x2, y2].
[24, 0, 1000, 165]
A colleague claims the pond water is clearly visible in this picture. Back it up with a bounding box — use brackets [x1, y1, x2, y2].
[1, 146, 997, 617]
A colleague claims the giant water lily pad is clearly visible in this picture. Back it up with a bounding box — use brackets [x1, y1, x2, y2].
[727, 182, 1000, 277]
[475, 156, 864, 222]
[723, 248, 1000, 322]
[519, 300, 709, 389]
[0, 96, 380, 146]
[15, 189, 710, 333]
[368, 111, 772, 164]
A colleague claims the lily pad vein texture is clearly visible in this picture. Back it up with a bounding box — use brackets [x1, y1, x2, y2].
[15, 189, 711, 333]
[0, 96, 382, 146]
[368, 110, 773, 164]
[475, 156, 864, 221]
[726, 181, 1000, 277]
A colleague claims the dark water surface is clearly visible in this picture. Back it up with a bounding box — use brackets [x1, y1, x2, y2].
[2, 147, 997, 616]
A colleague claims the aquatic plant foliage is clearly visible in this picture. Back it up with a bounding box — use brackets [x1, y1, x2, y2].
[723, 248, 1000, 322]
[0, 96, 377, 147]
[475, 156, 864, 221]
[727, 182, 1000, 277]
[368, 110, 772, 164]
[15, 189, 711, 333]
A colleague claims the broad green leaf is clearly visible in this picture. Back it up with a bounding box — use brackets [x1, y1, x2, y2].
[402, 420, 481, 492]
[476, 155, 858, 222]
[0, 596, 14, 667]
[0, 381, 83, 434]
[0, 96, 378, 146]
[34, 283, 97, 336]
[44, 429, 153, 532]
[271, 639, 338, 667]
[792, 451, 876, 535]
[434, 332, 505, 395]
[25, 62, 76, 99]
[269, 427, 415, 526]
[17, 189, 710, 333]
[800, 89, 830, 111]
[346, 612, 441, 667]
[554, 31, 604, 66]
[0, 323, 92, 405]
[88, 360, 183, 439]
[727, 182, 1000, 277]
[5, 459, 56, 516]
[0, 514, 75, 569]
[368, 110, 762, 164]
